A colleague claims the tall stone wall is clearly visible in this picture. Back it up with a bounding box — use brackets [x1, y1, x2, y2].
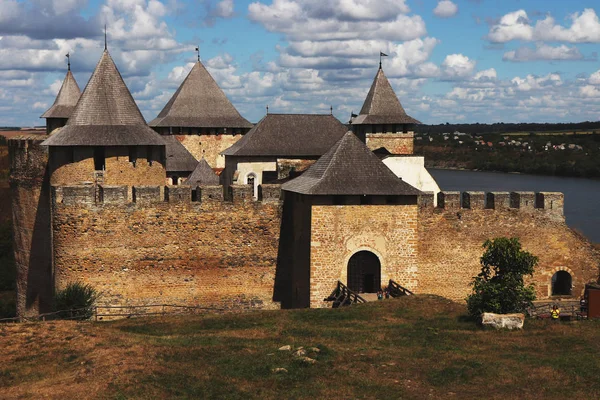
[8, 136, 53, 317]
[418, 191, 599, 302]
[177, 134, 243, 169]
[310, 204, 418, 308]
[51, 184, 282, 311]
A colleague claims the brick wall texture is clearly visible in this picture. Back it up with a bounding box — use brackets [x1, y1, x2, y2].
[309, 205, 419, 308]
[51, 199, 282, 310]
[177, 134, 242, 169]
[418, 207, 599, 301]
[366, 133, 414, 155]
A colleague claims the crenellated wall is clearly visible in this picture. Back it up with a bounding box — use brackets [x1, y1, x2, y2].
[417, 191, 597, 302]
[50, 183, 283, 311]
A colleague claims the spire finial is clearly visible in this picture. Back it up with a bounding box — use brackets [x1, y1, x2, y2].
[330, 105, 333, 115]
[379, 51, 388, 70]
[266, 105, 269, 114]
[104, 25, 107, 50]
[195, 45, 200, 62]
[66, 53, 70, 71]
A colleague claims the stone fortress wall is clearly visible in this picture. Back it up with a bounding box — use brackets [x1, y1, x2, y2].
[9, 137, 599, 315]
[51, 183, 283, 311]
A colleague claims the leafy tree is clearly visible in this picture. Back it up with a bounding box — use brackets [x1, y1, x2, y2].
[53, 282, 100, 320]
[466, 238, 537, 318]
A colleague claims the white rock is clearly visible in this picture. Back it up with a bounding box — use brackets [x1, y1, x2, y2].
[272, 368, 288, 373]
[298, 356, 316, 364]
[293, 349, 307, 357]
[278, 345, 291, 351]
[481, 312, 525, 330]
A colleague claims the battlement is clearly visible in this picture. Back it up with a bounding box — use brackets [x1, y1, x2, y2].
[52, 184, 283, 206]
[418, 191, 564, 216]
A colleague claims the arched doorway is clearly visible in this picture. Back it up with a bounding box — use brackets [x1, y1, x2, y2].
[246, 172, 258, 199]
[347, 251, 381, 293]
[551, 271, 572, 296]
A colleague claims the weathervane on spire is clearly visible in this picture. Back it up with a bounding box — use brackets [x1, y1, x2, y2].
[379, 51, 388, 69]
[266, 105, 269, 114]
[104, 24, 107, 50]
[66, 53, 71, 71]
[330, 105, 333, 115]
[195, 45, 200, 62]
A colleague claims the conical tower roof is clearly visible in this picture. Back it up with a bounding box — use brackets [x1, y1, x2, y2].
[282, 131, 422, 196]
[43, 50, 165, 146]
[40, 70, 81, 119]
[184, 158, 219, 186]
[352, 68, 420, 125]
[149, 61, 252, 129]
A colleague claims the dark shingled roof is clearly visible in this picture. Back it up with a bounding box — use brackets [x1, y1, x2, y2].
[222, 114, 348, 157]
[352, 68, 420, 125]
[282, 131, 422, 196]
[163, 136, 198, 172]
[42, 50, 165, 147]
[184, 158, 219, 186]
[40, 70, 81, 119]
[149, 61, 252, 129]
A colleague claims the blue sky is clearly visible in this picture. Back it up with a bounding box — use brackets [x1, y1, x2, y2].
[2, 0, 600, 126]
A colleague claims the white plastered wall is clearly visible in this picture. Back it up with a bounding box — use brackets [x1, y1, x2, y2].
[382, 156, 441, 206]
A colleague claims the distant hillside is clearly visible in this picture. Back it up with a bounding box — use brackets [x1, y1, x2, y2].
[415, 121, 600, 136]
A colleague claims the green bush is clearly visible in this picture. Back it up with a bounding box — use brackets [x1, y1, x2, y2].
[466, 237, 537, 318]
[53, 282, 99, 320]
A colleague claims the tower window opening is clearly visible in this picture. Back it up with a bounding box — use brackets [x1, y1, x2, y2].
[93, 147, 105, 171]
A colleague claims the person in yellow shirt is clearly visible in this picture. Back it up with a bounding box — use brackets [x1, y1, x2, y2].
[551, 305, 560, 320]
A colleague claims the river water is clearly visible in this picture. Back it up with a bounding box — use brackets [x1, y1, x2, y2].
[429, 169, 600, 244]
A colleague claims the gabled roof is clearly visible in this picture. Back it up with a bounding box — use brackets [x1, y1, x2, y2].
[149, 61, 252, 129]
[163, 136, 198, 172]
[352, 68, 420, 125]
[42, 50, 165, 147]
[40, 70, 81, 119]
[222, 113, 347, 157]
[282, 131, 422, 196]
[184, 158, 219, 186]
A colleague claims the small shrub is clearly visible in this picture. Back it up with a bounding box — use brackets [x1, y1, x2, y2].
[53, 282, 99, 320]
[466, 237, 537, 318]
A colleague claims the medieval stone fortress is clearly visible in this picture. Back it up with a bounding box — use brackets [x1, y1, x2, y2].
[9, 47, 599, 318]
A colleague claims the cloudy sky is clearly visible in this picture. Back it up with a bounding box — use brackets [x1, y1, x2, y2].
[2, 0, 600, 126]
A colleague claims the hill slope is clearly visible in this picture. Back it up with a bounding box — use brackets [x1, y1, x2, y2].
[1, 295, 600, 399]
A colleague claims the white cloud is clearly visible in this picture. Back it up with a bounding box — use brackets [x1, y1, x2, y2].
[511, 73, 562, 92]
[213, 0, 234, 18]
[489, 9, 600, 44]
[441, 54, 475, 79]
[503, 43, 584, 62]
[433, 1, 458, 19]
[589, 70, 600, 85]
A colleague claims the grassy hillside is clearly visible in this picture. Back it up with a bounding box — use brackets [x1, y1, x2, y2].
[1, 296, 600, 399]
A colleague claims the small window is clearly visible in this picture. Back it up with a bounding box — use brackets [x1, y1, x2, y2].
[93, 147, 105, 171]
[129, 146, 137, 167]
[147, 146, 153, 166]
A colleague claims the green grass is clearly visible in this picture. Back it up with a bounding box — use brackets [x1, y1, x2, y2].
[2, 295, 600, 399]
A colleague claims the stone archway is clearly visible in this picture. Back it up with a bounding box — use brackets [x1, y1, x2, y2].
[347, 251, 381, 293]
[552, 270, 572, 296]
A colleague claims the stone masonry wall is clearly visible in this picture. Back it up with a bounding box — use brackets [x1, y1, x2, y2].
[9, 136, 53, 317]
[51, 184, 282, 311]
[310, 204, 418, 308]
[366, 133, 414, 155]
[50, 146, 166, 188]
[418, 191, 599, 302]
[178, 134, 242, 169]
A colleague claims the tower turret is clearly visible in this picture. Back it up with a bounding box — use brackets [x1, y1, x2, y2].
[350, 67, 420, 155]
[42, 49, 166, 188]
[40, 54, 81, 134]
